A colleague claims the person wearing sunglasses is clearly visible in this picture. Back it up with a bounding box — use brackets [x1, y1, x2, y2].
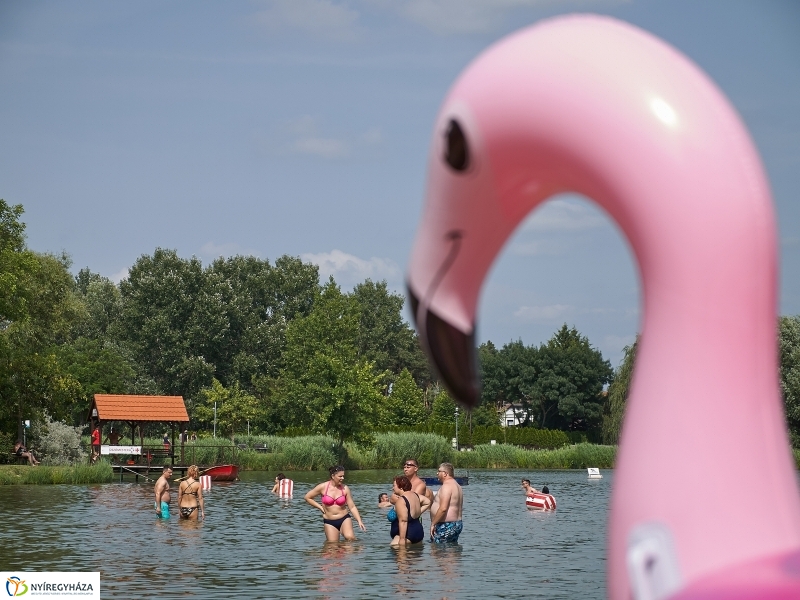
[393, 459, 430, 512]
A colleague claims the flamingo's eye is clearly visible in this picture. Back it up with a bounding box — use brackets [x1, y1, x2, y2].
[444, 119, 469, 172]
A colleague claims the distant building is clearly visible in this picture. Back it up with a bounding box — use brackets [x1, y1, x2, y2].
[500, 403, 532, 427]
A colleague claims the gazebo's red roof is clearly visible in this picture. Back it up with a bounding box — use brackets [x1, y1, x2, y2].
[92, 394, 189, 423]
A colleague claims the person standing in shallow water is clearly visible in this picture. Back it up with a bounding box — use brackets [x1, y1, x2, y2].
[305, 465, 366, 541]
[430, 462, 463, 543]
[178, 465, 205, 520]
[390, 475, 430, 546]
[154, 466, 172, 518]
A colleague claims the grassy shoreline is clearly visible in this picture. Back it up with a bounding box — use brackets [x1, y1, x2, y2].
[5, 437, 799, 484]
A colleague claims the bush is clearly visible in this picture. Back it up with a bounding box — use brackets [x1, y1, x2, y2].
[31, 415, 86, 465]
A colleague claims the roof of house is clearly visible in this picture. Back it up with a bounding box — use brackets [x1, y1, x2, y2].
[92, 394, 189, 423]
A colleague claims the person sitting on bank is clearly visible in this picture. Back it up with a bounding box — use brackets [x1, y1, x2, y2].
[13, 441, 39, 466]
[378, 493, 393, 508]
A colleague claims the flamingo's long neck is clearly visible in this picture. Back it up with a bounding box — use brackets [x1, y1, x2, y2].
[449, 15, 800, 597]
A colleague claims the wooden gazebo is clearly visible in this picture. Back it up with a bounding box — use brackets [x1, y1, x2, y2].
[89, 394, 189, 464]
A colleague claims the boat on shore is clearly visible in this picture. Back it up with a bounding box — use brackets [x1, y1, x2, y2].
[203, 464, 239, 481]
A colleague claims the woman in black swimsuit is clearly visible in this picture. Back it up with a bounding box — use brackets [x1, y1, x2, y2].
[390, 475, 430, 545]
[178, 465, 205, 520]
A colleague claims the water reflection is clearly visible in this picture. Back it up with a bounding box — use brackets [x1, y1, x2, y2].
[306, 542, 364, 598]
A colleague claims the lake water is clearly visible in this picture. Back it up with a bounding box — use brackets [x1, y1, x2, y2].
[0, 469, 610, 599]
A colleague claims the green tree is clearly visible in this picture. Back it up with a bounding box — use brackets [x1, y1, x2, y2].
[383, 368, 428, 426]
[194, 378, 261, 441]
[780, 316, 800, 448]
[271, 280, 383, 455]
[350, 279, 431, 386]
[602, 337, 638, 445]
[531, 325, 613, 431]
[119, 249, 223, 400]
[0, 250, 85, 434]
[0, 200, 37, 324]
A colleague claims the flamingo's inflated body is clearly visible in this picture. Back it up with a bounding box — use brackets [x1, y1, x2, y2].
[406, 15, 800, 600]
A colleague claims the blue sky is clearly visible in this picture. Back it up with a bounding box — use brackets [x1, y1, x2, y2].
[1, 0, 798, 367]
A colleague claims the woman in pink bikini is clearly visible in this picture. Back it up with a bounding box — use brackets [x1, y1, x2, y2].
[305, 465, 366, 541]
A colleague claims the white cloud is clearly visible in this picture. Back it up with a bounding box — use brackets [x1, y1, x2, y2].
[199, 241, 261, 260]
[384, 0, 617, 36]
[252, 0, 360, 41]
[272, 116, 382, 159]
[302, 249, 401, 284]
[522, 198, 608, 232]
[514, 304, 571, 322]
[108, 268, 129, 284]
[291, 136, 350, 159]
[510, 239, 566, 256]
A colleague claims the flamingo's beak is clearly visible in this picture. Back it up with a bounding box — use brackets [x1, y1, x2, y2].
[407, 284, 481, 409]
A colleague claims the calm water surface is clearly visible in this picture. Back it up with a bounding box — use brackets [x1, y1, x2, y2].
[0, 469, 610, 599]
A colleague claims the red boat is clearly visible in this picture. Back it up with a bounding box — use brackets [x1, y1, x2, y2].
[203, 464, 239, 481]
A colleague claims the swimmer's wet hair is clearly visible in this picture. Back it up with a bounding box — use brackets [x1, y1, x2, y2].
[276, 473, 285, 480]
[542, 486, 550, 494]
[329, 465, 345, 476]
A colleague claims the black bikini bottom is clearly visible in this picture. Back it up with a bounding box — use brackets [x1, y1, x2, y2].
[180, 506, 198, 518]
[323, 514, 352, 530]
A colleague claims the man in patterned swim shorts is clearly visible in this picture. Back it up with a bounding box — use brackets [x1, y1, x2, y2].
[430, 462, 463, 543]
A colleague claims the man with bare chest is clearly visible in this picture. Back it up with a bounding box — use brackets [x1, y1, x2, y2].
[429, 462, 463, 543]
[154, 466, 172, 518]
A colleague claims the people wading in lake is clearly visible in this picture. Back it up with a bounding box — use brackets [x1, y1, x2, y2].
[178, 464, 205, 520]
[390, 475, 430, 546]
[154, 466, 172, 519]
[304, 465, 366, 541]
[430, 462, 463, 543]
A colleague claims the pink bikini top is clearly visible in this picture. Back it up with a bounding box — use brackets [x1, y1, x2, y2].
[321, 482, 347, 506]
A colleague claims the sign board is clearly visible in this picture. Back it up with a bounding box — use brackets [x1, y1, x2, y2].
[100, 445, 141, 455]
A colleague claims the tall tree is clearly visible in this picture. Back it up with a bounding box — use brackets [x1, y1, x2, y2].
[0, 250, 85, 434]
[350, 280, 431, 386]
[383, 368, 428, 427]
[531, 325, 613, 431]
[602, 337, 638, 445]
[780, 316, 800, 448]
[271, 279, 383, 454]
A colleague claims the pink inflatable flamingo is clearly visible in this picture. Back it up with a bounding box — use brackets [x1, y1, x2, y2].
[406, 15, 800, 600]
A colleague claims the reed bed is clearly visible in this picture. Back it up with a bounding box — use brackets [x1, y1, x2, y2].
[0, 463, 114, 485]
[233, 433, 615, 471]
[347, 432, 453, 469]
[452, 443, 616, 470]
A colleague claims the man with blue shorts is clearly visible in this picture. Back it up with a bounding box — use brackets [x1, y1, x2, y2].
[154, 466, 172, 518]
[429, 462, 463, 543]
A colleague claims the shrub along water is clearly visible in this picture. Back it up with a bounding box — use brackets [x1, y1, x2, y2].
[232, 433, 615, 470]
[0, 463, 113, 485]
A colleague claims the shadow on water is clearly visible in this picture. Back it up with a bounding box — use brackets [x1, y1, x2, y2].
[0, 469, 610, 599]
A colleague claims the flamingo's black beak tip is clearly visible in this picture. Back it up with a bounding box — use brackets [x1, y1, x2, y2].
[407, 285, 481, 410]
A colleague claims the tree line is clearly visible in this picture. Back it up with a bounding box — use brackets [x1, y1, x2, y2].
[4, 198, 714, 450]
